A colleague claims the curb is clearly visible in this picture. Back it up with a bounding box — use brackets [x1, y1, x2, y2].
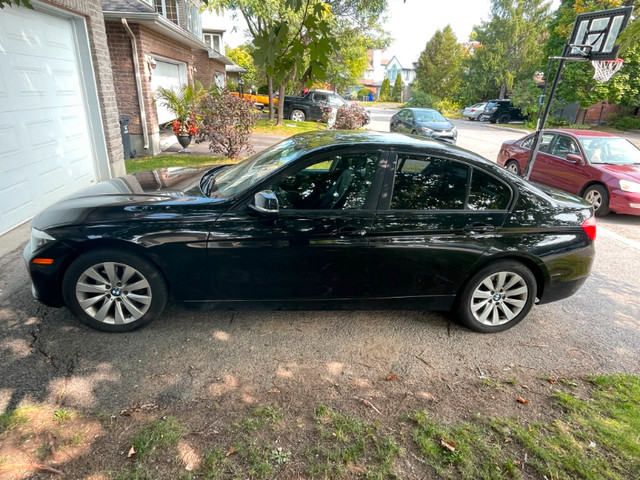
[484, 124, 532, 135]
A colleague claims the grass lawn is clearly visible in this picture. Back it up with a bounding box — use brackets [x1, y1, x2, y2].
[125, 154, 229, 174]
[1, 374, 639, 479]
[253, 118, 325, 136]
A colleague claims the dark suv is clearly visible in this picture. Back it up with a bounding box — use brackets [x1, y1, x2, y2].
[479, 99, 525, 124]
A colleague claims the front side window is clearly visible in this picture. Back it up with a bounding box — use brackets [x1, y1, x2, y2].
[551, 135, 580, 158]
[313, 93, 328, 103]
[579, 137, 640, 165]
[270, 153, 379, 210]
[391, 155, 469, 210]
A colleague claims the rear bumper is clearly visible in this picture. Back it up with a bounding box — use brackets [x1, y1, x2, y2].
[537, 243, 595, 305]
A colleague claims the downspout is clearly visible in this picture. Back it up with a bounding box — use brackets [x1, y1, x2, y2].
[122, 18, 149, 149]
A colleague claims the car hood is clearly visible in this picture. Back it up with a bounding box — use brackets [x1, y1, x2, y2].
[418, 121, 453, 131]
[592, 163, 640, 182]
[31, 166, 230, 230]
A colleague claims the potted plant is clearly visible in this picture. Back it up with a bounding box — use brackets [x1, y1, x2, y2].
[156, 84, 205, 151]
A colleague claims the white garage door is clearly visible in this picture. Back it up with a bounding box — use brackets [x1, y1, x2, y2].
[0, 7, 97, 235]
[151, 59, 187, 125]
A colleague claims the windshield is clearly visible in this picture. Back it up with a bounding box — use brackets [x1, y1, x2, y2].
[415, 110, 447, 123]
[579, 137, 640, 165]
[208, 138, 302, 198]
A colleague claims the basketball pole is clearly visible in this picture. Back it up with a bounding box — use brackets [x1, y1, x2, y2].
[523, 45, 574, 180]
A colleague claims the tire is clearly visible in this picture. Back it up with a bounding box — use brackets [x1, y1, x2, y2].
[411, 130, 417, 135]
[62, 248, 168, 332]
[290, 109, 306, 122]
[583, 184, 610, 216]
[489, 118, 497, 124]
[505, 160, 521, 175]
[498, 113, 510, 124]
[456, 260, 536, 333]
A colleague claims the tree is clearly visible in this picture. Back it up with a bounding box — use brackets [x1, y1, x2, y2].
[414, 25, 462, 101]
[461, 0, 551, 101]
[392, 72, 403, 102]
[0, 0, 31, 7]
[226, 44, 262, 91]
[379, 77, 391, 101]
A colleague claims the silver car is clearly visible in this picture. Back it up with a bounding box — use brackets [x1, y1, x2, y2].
[463, 102, 486, 121]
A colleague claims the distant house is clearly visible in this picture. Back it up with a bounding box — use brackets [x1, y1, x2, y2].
[360, 49, 417, 100]
[102, 0, 236, 156]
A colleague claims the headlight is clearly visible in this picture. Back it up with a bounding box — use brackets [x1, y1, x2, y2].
[619, 179, 640, 193]
[30, 228, 55, 253]
[420, 126, 433, 134]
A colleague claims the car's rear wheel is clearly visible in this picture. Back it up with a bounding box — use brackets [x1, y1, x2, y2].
[498, 113, 510, 124]
[505, 160, 521, 175]
[583, 184, 610, 216]
[457, 260, 536, 333]
[290, 109, 306, 122]
[62, 249, 168, 332]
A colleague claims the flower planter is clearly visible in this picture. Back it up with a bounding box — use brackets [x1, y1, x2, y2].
[177, 134, 192, 153]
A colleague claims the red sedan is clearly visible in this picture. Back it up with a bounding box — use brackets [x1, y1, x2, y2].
[497, 129, 640, 216]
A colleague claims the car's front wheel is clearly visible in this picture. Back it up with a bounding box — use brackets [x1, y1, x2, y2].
[457, 260, 536, 333]
[62, 249, 168, 332]
[498, 113, 510, 124]
[583, 184, 610, 216]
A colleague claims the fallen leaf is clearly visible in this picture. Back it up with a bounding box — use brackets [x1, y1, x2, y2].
[127, 446, 136, 458]
[226, 446, 235, 457]
[268, 387, 280, 393]
[386, 374, 398, 381]
[346, 461, 366, 474]
[548, 378, 557, 384]
[440, 439, 456, 452]
[516, 397, 529, 404]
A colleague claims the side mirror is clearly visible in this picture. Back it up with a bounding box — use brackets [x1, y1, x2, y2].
[565, 153, 583, 164]
[248, 190, 279, 215]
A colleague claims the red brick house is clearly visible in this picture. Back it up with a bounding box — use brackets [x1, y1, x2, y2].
[102, 0, 234, 156]
[0, 0, 124, 235]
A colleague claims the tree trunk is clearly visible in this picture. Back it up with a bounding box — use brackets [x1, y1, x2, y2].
[499, 80, 507, 99]
[268, 76, 274, 121]
[276, 81, 286, 126]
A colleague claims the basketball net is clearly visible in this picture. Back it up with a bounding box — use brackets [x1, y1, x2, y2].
[592, 58, 624, 82]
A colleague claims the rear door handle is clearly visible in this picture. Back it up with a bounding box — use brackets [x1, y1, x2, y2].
[463, 223, 496, 234]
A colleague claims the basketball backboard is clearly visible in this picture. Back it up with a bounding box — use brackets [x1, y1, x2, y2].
[567, 6, 633, 60]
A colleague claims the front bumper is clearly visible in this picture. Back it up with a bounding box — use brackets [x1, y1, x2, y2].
[24, 242, 75, 308]
[609, 189, 640, 216]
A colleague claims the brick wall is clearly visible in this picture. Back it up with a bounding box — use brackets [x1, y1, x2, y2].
[106, 22, 227, 154]
[44, 0, 125, 176]
[583, 101, 621, 124]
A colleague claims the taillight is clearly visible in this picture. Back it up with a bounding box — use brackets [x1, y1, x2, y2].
[582, 216, 596, 241]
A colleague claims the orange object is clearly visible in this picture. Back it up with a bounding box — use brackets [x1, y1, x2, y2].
[32, 258, 54, 265]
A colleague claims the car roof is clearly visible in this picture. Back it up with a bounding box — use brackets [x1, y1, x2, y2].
[544, 129, 618, 138]
[406, 108, 440, 113]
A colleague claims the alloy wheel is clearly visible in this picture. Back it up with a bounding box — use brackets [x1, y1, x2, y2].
[584, 189, 603, 210]
[75, 262, 152, 325]
[470, 271, 528, 326]
[506, 162, 520, 174]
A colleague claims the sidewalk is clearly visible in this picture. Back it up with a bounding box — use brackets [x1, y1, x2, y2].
[160, 130, 287, 156]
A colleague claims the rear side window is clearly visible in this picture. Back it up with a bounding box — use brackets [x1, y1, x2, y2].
[468, 169, 511, 210]
[391, 155, 469, 210]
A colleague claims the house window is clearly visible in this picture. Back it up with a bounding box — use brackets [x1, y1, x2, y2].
[215, 71, 225, 89]
[203, 33, 222, 53]
[155, 0, 179, 25]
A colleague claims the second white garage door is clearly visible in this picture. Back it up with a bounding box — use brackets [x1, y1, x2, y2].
[151, 59, 187, 125]
[0, 7, 98, 235]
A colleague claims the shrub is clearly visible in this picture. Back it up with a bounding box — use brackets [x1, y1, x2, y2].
[392, 74, 404, 102]
[358, 87, 373, 98]
[434, 98, 462, 117]
[613, 116, 640, 131]
[198, 90, 259, 158]
[325, 104, 369, 130]
[404, 90, 436, 108]
[379, 78, 391, 101]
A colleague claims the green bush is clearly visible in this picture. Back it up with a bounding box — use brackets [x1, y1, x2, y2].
[434, 98, 462, 117]
[613, 116, 640, 131]
[357, 87, 373, 98]
[379, 78, 391, 101]
[404, 91, 436, 108]
[392, 74, 403, 102]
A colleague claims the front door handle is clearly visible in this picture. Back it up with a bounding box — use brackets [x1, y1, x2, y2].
[463, 223, 496, 234]
[333, 226, 368, 238]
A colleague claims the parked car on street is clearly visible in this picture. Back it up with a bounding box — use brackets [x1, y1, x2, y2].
[479, 99, 526, 124]
[497, 129, 640, 216]
[389, 108, 457, 144]
[463, 102, 487, 121]
[25, 131, 595, 333]
[282, 89, 370, 124]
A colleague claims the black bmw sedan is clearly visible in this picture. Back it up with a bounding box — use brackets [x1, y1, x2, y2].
[24, 131, 596, 333]
[390, 108, 457, 144]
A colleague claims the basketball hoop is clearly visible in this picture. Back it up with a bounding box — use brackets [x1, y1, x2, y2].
[592, 58, 624, 82]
